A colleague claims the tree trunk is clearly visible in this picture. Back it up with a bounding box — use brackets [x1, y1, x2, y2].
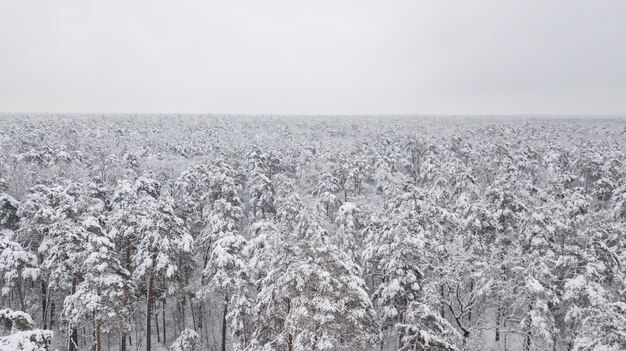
[221, 296, 228, 351]
[15, 279, 26, 312]
[162, 299, 167, 344]
[155, 306, 161, 343]
[287, 298, 293, 351]
[121, 238, 132, 351]
[49, 297, 56, 329]
[468, 280, 474, 322]
[198, 301, 204, 332]
[121, 332, 127, 351]
[190, 297, 197, 331]
[523, 303, 533, 351]
[95, 323, 102, 351]
[203, 246, 211, 271]
[68, 326, 78, 351]
[503, 319, 508, 351]
[462, 330, 470, 350]
[449, 305, 470, 351]
[398, 311, 405, 349]
[41, 280, 48, 329]
[69, 275, 78, 351]
[146, 252, 158, 351]
[440, 283, 445, 318]
[180, 296, 187, 331]
[495, 298, 501, 342]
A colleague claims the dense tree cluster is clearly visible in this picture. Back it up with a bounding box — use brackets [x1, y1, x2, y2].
[0, 114, 625, 351]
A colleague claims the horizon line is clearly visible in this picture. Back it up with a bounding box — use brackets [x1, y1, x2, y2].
[1, 112, 626, 118]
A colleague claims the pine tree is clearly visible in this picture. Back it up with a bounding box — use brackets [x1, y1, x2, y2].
[313, 172, 342, 220]
[333, 202, 363, 259]
[0, 230, 39, 312]
[253, 228, 379, 350]
[396, 283, 460, 351]
[108, 178, 150, 351]
[198, 234, 251, 350]
[363, 189, 429, 349]
[22, 181, 101, 350]
[131, 177, 193, 351]
[0, 192, 19, 231]
[62, 217, 134, 351]
[169, 329, 201, 351]
[247, 170, 275, 220]
[197, 161, 246, 351]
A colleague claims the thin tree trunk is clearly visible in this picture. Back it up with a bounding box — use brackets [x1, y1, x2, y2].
[287, 298, 293, 351]
[69, 275, 78, 351]
[523, 303, 533, 351]
[69, 326, 78, 351]
[121, 332, 127, 351]
[162, 299, 167, 344]
[448, 304, 470, 350]
[398, 311, 405, 349]
[180, 296, 187, 331]
[198, 301, 204, 333]
[440, 283, 445, 318]
[503, 319, 508, 351]
[190, 297, 197, 331]
[495, 298, 501, 342]
[462, 331, 470, 350]
[146, 252, 158, 351]
[45, 289, 53, 331]
[203, 245, 211, 271]
[155, 307, 161, 343]
[68, 325, 78, 351]
[468, 280, 474, 322]
[121, 239, 132, 351]
[221, 296, 228, 351]
[49, 297, 56, 329]
[41, 280, 48, 329]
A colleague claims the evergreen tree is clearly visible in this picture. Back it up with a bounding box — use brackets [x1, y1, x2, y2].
[0, 230, 39, 312]
[62, 217, 134, 351]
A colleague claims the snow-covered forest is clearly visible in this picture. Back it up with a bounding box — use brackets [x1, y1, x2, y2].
[0, 114, 625, 351]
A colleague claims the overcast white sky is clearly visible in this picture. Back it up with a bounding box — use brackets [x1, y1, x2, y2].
[1, 0, 625, 115]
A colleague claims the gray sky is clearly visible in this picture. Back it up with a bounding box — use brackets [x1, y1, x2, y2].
[1, 0, 625, 115]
